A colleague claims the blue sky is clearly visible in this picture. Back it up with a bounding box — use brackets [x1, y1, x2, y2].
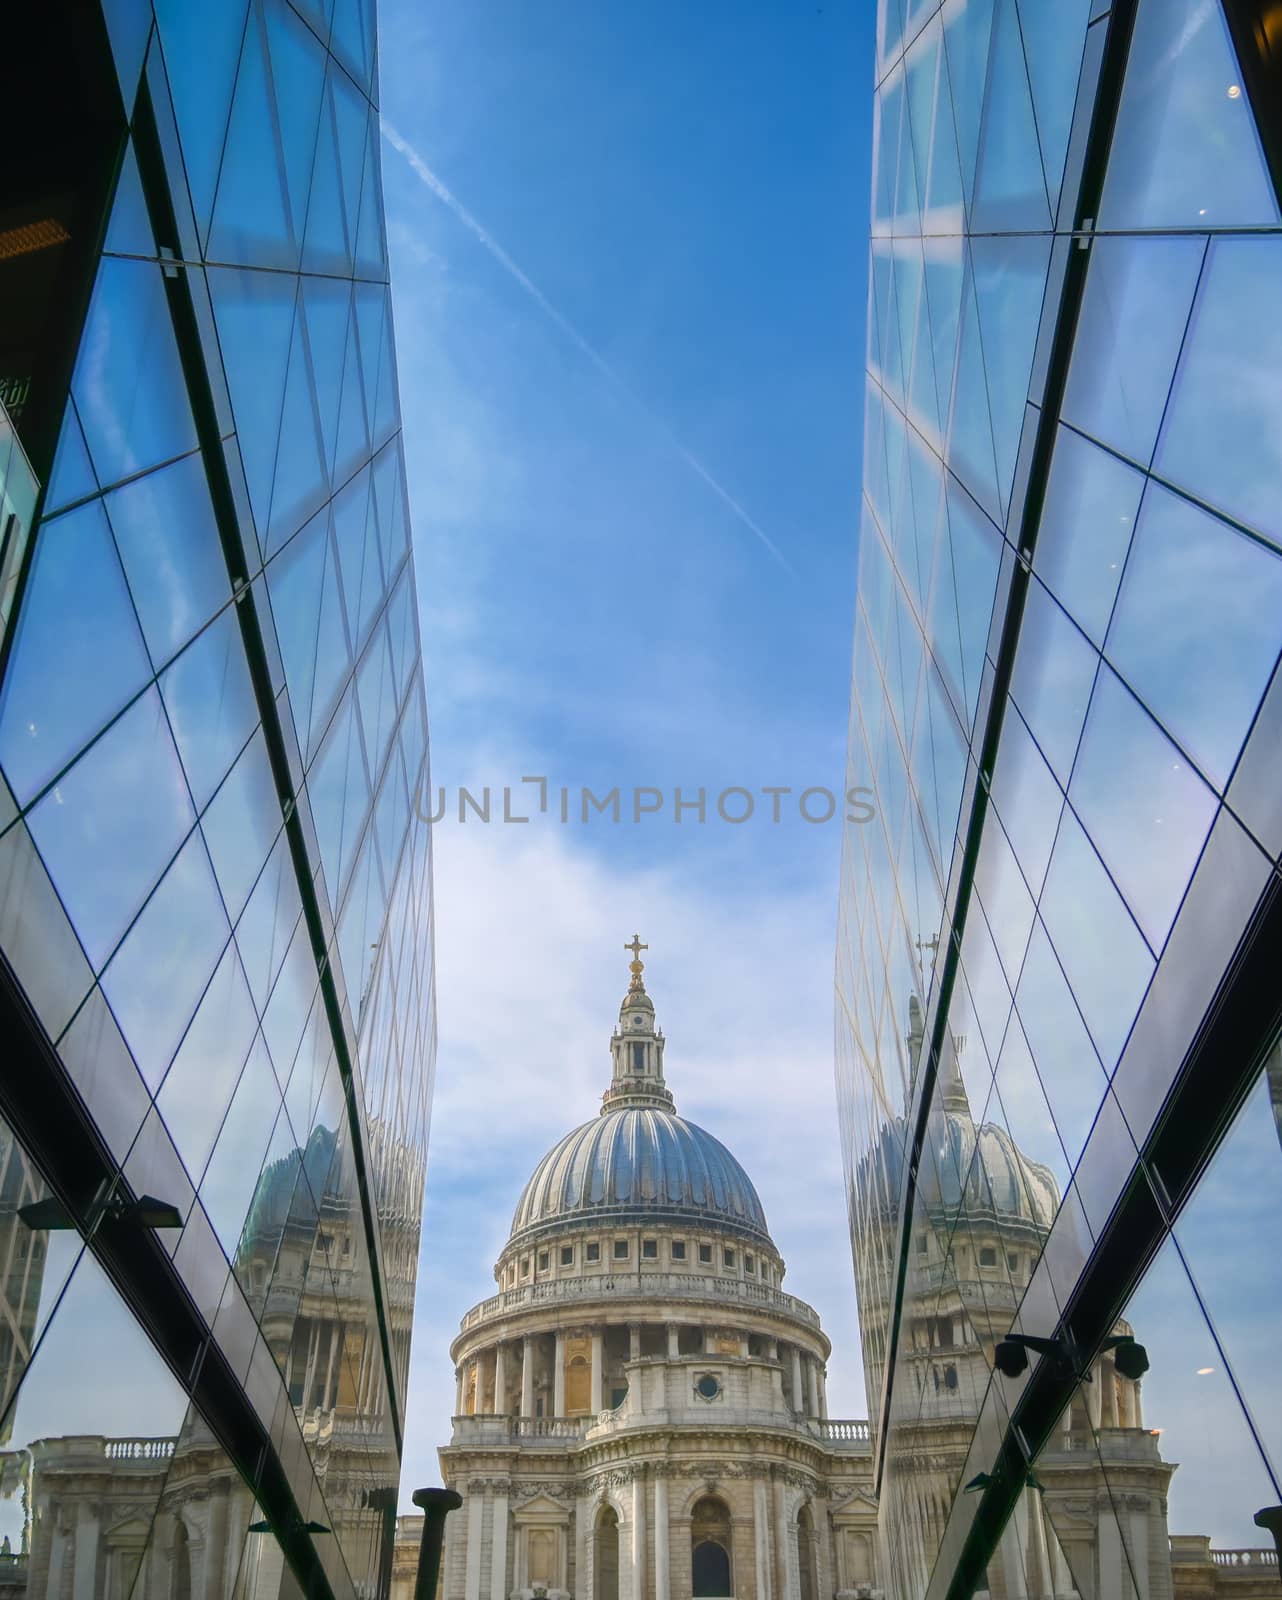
[375, 2, 876, 1503]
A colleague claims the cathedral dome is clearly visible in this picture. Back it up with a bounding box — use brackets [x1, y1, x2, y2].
[862, 1084, 1060, 1234]
[509, 1105, 772, 1248]
[505, 940, 774, 1253]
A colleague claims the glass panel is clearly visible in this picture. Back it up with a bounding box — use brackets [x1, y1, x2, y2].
[306, 684, 369, 901]
[1009, 580, 1098, 786]
[103, 137, 153, 259]
[990, 704, 1063, 900]
[207, 6, 297, 270]
[160, 607, 259, 810]
[262, 0, 327, 242]
[234, 831, 302, 1013]
[1070, 664, 1219, 950]
[207, 266, 297, 537]
[1107, 483, 1282, 793]
[266, 299, 330, 555]
[199, 1034, 282, 1262]
[970, 232, 1051, 515]
[947, 253, 1002, 521]
[1172, 1055, 1282, 1492]
[1016, 0, 1093, 209]
[71, 257, 199, 491]
[0, 1129, 85, 1425]
[302, 73, 353, 277]
[106, 451, 232, 668]
[941, 0, 996, 215]
[1033, 425, 1143, 649]
[100, 827, 230, 1092]
[25, 689, 195, 970]
[1155, 237, 1282, 545]
[153, 0, 249, 241]
[0, 500, 151, 804]
[58, 985, 151, 1162]
[1014, 917, 1110, 1170]
[1099, 0, 1280, 230]
[299, 275, 351, 478]
[156, 939, 259, 1184]
[43, 404, 99, 516]
[1062, 235, 1205, 470]
[1038, 805, 1154, 1071]
[0, 1246, 192, 1564]
[201, 727, 282, 922]
[969, 0, 1051, 232]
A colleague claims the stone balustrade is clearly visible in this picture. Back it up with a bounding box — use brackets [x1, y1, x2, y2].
[459, 1269, 821, 1333]
[1210, 1551, 1279, 1568]
[816, 1418, 872, 1445]
[102, 1438, 177, 1461]
[449, 1412, 871, 1451]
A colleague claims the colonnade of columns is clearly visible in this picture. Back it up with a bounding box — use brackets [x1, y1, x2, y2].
[454, 1321, 829, 1419]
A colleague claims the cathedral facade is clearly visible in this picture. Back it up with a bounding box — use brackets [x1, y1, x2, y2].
[435, 946, 881, 1600]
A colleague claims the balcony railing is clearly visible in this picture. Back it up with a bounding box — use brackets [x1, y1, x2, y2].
[459, 1270, 821, 1333]
[102, 1438, 176, 1461]
[1210, 1550, 1279, 1569]
[816, 1418, 871, 1445]
[448, 1412, 871, 1451]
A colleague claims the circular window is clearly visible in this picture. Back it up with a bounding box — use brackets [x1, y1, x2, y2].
[695, 1373, 722, 1402]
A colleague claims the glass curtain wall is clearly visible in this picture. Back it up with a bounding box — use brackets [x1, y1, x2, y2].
[837, 0, 1282, 1596]
[0, 4, 434, 1599]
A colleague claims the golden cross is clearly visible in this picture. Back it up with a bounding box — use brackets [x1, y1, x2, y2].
[625, 934, 648, 963]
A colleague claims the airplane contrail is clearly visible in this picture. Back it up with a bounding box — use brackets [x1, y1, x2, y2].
[381, 119, 793, 574]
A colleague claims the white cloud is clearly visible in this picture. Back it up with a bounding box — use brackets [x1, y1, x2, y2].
[398, 822, 866, 1502]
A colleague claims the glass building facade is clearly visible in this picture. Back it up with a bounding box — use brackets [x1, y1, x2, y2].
[836, 1, 1282, 1597]
[0, 4, 433, 1599]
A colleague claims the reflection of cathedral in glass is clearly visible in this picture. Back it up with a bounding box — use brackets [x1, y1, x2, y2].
[857, 1003, 1178, 1600]
[838, 0, 1282, 1592]
[0, 0, 435, 1596]
[1, 1110, 423, 1600]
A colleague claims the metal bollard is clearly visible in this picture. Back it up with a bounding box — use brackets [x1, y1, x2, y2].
[411, 1486, 463, 1600]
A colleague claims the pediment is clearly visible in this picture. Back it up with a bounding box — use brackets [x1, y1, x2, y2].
[830, 1487, 879, 1521]
[105, 1516, 154, 1543]
[513, 1493, 571, 1523]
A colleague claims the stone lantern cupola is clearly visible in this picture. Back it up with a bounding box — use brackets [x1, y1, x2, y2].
[603, 934, 673, 1114]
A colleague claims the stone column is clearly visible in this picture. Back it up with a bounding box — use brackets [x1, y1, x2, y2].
[790, 1346, 804, 1414]
[202, 1485, 229, 1600]
[819, 1363, 829, 1420]
[490, 1486, 509, 1600]
[806, 1356, 820, 1419]
[494, 1343, 508, 1414]
[521, 1335, 536, 1417]
[1086, 1364, 1103, 1431]
[554, 1331, 566, 1415]
[754, 1478, 773, 1600]
[1101, 1359, 1118, 1427]
[575, 1490, 590, 1600]
[73, 1503, 100, 1600]
[591, 1330, 604, 1412]
[654, 1473, 670, 1600]
[455, 1366, 465, 1415]
[465, 1490, 484, 1598]
[631, 1471, 646, 1600]
[772, 1471, 788, 1600]
[629, 1323, 642, 1360]
[667, 1323, 680, 1359]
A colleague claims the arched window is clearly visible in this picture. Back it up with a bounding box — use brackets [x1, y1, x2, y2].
[594, 1505, 619, 1600]
[691, 1495, 733, 1597]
